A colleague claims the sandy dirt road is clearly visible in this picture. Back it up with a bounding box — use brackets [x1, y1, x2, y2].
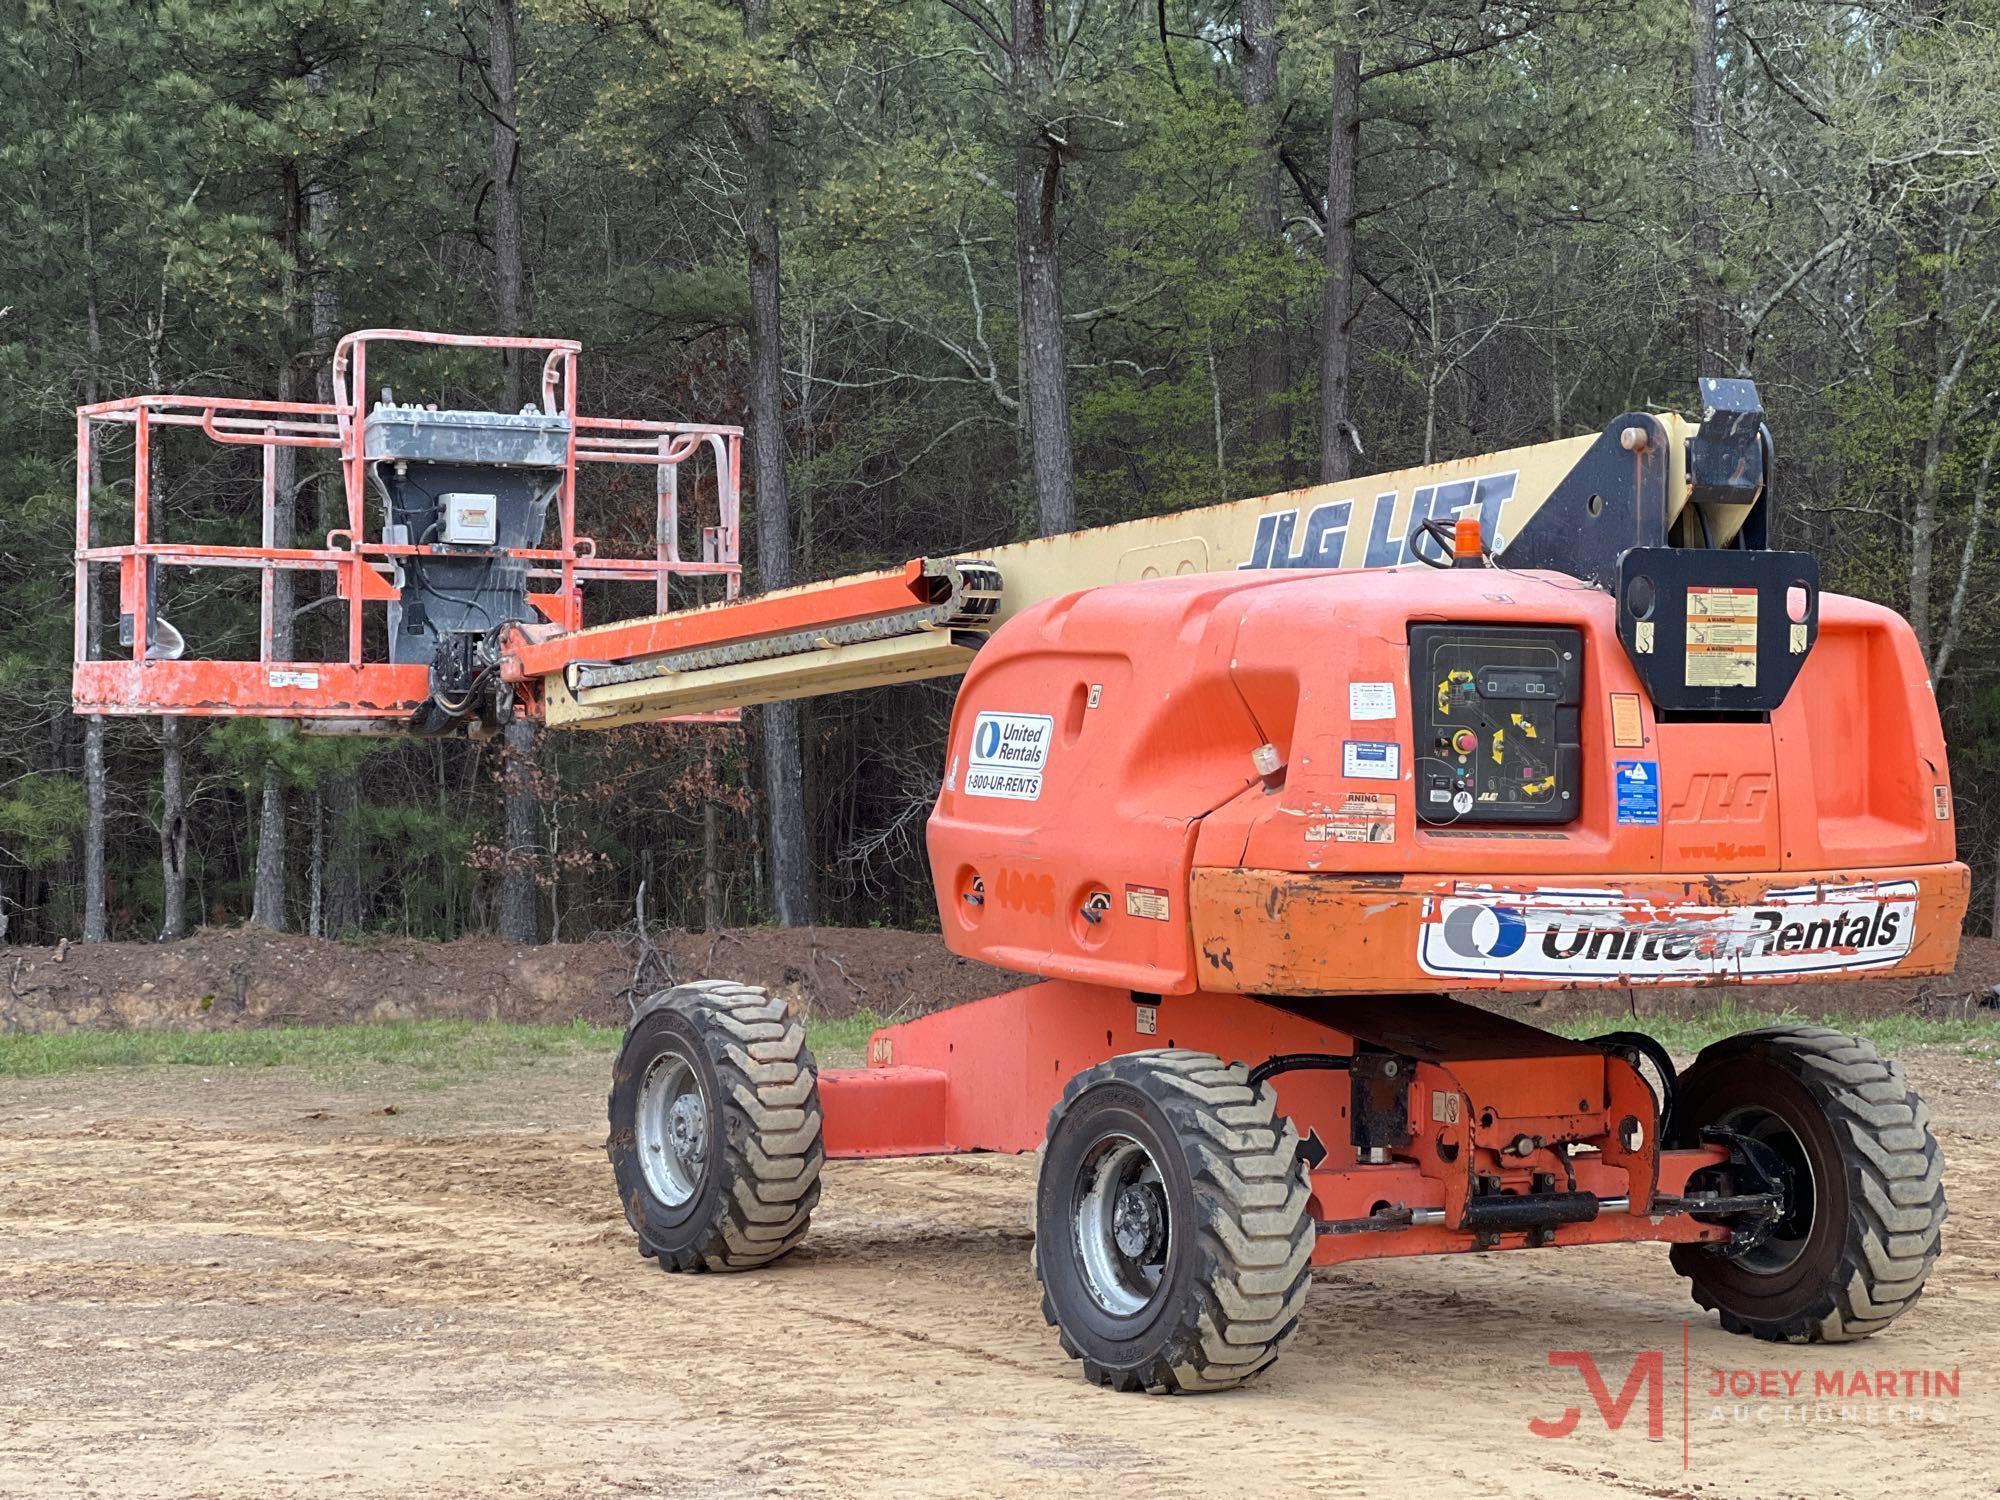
[0, 1049, 1993, 1499]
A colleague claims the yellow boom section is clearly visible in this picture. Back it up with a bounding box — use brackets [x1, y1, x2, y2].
[509, 417, 1714, 729]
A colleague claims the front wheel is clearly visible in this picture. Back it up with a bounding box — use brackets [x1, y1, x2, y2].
[1668, 1026, 1944, 1342]
[607, 981, 824, 1272]
[1033, 1050, 1314, 1393]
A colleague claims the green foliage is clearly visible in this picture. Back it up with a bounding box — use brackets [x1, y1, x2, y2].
[2, 0, 1999, 944]
[204, 720, 376, 790]
[0, 773, 86, 870]
[350, 801, 477, 936]
[613, 264, 751, 333]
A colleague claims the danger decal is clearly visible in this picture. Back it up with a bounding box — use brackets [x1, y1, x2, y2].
[963, 711, 1053, 801]
[1416, 880, 1918, 981]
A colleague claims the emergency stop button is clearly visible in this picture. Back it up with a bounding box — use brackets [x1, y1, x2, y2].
[1452, 729, 1478, 754]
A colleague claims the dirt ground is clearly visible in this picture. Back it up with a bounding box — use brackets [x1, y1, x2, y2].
[6, 926, 1998, 1036]
[1, 1045, 1994, 1499]
[0, 926, 1018, 1033]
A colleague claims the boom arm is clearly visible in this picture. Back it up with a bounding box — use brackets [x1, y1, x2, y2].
[513, 389, 1767, 729]
[69, 325, 1767, 738]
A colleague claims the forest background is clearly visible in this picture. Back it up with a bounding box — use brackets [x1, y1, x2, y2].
[3, 0, 1996, 946]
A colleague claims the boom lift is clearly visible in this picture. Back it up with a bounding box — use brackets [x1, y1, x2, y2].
[77, 331, 1967, 1393]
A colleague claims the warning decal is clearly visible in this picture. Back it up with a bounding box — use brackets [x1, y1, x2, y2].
[1686, 586, 1759, 687]
[964, 711, 1053, 801]
[1306, 791, 1397, 843]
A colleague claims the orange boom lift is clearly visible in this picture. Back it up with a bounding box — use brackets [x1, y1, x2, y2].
[77, 332, 1966, 1392]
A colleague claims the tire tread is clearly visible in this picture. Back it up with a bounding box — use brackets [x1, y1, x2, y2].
[609, 982, 824, 1274]
[1676, 1027, 1943, 1343]
[1034, 1049, 1314, 1394]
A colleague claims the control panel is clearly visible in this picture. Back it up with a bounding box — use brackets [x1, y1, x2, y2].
[1410, 624, 1582, 825]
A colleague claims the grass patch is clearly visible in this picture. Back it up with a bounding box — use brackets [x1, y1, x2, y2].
[0, 1019, 624, 1082]
[805, 1012, 883, 1067]
[0, 1012, 891, 1081]
[1551, 999, 2000, 1058]
[0, 1005, 1994, 1082]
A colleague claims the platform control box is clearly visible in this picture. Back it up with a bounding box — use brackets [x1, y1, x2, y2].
[1410, 624, 1583, 825]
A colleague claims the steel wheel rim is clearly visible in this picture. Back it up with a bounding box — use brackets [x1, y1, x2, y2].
[1073, 1133, 1171, 1318]
[638, 1049, 708, 1208]
[1715, 1103, 1816, 1274]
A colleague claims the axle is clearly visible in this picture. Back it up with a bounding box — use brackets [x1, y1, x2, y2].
[808, 980, 1774, 1266]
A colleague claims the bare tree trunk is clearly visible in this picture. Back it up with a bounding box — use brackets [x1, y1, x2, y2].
[250, 722, 287, 927]
[734, 1, 812, 928]
[702, 798, 722, 930]
[1905, 298, 1994, 665]
[307, 791, 324, 938]
[497, 716, 540, 941]
[158, 717, 188, 941]
[81, 198, 108, 943]
[140, 321, 188, 943]
[487, 0, 526, 408]
[82, 717, 107, 941]
[1239, 0, 1284, 468]
[743, 744, 765, 919]
[1319, 43, 1361, 482]
[304, 59, 369, 935]
[477, 0, 542, 939]
[250, 360, 296, 931]
[253, 68, 337, 932]
[1689, 0, 1730, 372]
[1011, 0, 1075, 535]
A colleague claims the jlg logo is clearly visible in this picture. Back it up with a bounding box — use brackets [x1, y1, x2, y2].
[1667, 772, 1771, 822]
[991, 868, 1057, 916]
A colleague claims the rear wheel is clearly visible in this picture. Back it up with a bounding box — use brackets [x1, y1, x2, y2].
[1668, 1027, 1944, 1342]
[1033, 1050, 1314, 1393]
[607, 981, 823, 1272]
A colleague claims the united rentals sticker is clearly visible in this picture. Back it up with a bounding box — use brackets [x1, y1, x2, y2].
[963, 711, 1053, 801]
[1417, 880, 1917, 981]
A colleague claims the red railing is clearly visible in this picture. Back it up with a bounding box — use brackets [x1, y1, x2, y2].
[73, 329, 741, 723]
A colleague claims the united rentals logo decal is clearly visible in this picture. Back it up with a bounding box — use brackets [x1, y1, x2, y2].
[1417, 880, 1917, 981]
[963, 711, 1053, 801]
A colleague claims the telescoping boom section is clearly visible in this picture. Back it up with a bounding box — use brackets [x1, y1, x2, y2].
[74, 336, 1967, 1392]
[507, 383, 1769, 726]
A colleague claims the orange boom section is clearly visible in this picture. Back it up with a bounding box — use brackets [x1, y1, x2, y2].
[926, 566, 1967, 997]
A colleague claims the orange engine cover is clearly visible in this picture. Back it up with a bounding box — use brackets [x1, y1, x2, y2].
[925, 567, 1966, 996]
